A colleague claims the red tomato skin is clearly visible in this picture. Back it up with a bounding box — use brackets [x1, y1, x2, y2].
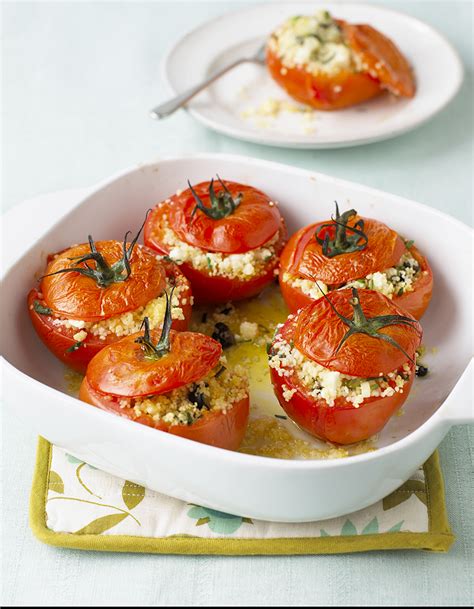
[338, 21, 416, 98]
[266, 45, 382, 111]
[293, 290, 421, 378]
[279, 273, 314, 314]
[164, 257, 280, 304]
[28, 261, 192, 374]
[280, 259, 432, 320]
[392, 245, 433, 319]
[168, 181, 282, 254]
[270, 366, 413, 444]
[28, 288, 104, 373]
[79, 377, 249, 451]
[42, 241, 166, 321]
[87, 329, 222, 398]
[281, 219, 404, 287]
[279, 225, 433, 320]
[145, 218, 287, 304]
[166, 396, 249, 450]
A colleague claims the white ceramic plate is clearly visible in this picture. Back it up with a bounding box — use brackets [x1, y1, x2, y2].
[2, 154, 473, 521]
[163, 2, 463, 148]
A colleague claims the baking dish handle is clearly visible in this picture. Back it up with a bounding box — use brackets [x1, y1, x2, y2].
[440, 358, 473, 425]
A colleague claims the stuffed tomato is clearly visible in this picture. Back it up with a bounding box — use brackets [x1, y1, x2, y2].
[279, 203, 433, 319]
[28, 218, 192, 373]
[144, 177, 287, 304]
[266, 10, 415, 111]
[268, 288, 422, 444]
[80, 292, 249, 450]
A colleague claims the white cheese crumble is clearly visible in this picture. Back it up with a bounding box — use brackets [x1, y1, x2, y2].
[346, 252, 421, 298]
[281, 384, 298, 401]
[282, 273, 329, 299]
[191, 301, 275, 350]
[239, 321, 259, 340]
[50, 275, 190, 340]
[118, 359, 248, 426]
[269, 334, 411, 407]
[285, 251, 421, 300]
[162, 216, 280, 281]
[269, 10, 358, 76]
[72, 330, 87, 342]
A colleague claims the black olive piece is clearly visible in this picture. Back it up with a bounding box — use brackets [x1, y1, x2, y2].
[214, 366, 226, 378]
[187, 384, 209, 410]
[219, 306, 233, 315]
[416, 365, 428, 377]
[212, 322, 235, 349]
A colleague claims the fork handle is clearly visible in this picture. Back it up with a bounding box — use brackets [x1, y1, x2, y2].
[150, 57, 252, 119]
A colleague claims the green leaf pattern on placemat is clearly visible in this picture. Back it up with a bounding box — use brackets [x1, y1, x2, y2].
[44, 446, 430, 538]
[187, 506, 254, 535]
[361, 517, 379, 535]
[341, 519, 358, 536]
[75, 513, 129, 535]
[47, 455, 146, 534]
[320, 517, 405, 537]
[75, 462, 102, 499]
[387, 520, 405, 533]
[66, 454, 83, 465]
[122, 481, 146, 510]
[48, 471, 64, 494]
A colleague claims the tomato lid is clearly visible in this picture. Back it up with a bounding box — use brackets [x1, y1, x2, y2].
[340, 21, 415, 98]
[42, 240, 165, 322]
[293, 288, 422, 377]
[168, 179, 282, 254]
[87, 329, 222, 398]
[289, 213, 405, 285]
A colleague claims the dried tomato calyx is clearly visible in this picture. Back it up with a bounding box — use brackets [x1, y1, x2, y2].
[324, 287, 419, 364]
[189, 176, 242, 220]
[315, 202, 368, 258]
[41, 212, 150, 288]
[135, 288, 174, 360]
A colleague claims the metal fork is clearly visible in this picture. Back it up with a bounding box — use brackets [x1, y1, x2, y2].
[150, 43, 266, 120]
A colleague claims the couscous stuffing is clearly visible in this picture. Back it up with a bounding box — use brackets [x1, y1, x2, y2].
[268, 10, 360, 76]
[269, 331, 412, 407]
[161, 212, 281, 280]
[117, 359, 248, 426]
[284, 251, 422, 301]
[49, 274, 190, 340]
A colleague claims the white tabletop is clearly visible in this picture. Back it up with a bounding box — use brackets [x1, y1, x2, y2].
[2, 1, 473, 606]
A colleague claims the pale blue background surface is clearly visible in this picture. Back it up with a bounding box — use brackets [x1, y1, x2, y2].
[2, 0, 473, 606]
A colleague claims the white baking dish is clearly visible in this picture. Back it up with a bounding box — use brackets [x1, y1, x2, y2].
[2, 154, 472, 522]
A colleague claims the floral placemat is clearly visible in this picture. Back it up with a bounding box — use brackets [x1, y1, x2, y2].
[30, 438, 454, 554]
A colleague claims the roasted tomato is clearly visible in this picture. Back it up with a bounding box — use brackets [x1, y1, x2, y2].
[269, 288, 422, 444]
[144, 177, 287, 304]
[279, 203, 433, 320]
[28, 219, 192, 373]
[80, 294, 249, 450]
[266, 10, 415, 111]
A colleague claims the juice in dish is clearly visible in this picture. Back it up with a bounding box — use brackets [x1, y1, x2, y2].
[63, 282, 428, 459]
[190, 283, 377, 458]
